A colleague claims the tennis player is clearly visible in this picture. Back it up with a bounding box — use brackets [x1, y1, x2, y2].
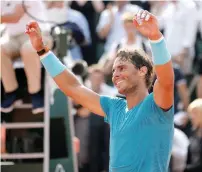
[26, 10, 174, 172]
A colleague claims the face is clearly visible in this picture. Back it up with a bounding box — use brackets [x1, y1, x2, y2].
[112, 58, 144, 95]
[189, 108, 202, 128]
[123, 21, 136, 36]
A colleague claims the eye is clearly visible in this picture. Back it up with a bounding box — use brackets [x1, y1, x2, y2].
[119, 66, 125, 72]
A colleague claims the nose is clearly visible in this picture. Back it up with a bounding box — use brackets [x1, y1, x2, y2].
[112, 70, 120, 82]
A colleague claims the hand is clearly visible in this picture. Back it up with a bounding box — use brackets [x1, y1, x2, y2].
[133, 10, 162, 40]
[25, 21, 44, 52]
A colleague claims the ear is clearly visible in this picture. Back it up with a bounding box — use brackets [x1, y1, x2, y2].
[139, 66, 148, 77]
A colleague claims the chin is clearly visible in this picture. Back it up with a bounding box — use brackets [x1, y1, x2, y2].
[117, 88, 126, 95]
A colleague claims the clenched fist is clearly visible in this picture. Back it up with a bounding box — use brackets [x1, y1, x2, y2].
[25, 21, 44, 52]
[133, 10, 162, 40]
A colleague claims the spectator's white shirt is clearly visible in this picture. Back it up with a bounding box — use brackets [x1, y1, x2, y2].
[1, 0, 50, 36]
[96, 3, 140, 52]
[172, 128, 189, 172]
[108, 35, 150, 56]
[159, 0, 198, 57]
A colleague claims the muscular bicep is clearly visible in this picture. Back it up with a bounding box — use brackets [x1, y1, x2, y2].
[153, 61, 174, 110]
[153, 80, 173, 110]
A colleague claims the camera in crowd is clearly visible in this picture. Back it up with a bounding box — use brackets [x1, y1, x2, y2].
[51, 21, 85, 58]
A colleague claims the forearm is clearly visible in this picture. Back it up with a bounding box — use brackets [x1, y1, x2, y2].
[150, 33, 174, 87]
[1, 14, 21, 23]
[40, 52, 82, 95]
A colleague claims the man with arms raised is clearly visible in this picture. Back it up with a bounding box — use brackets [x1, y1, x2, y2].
[26, 10, 174, 172]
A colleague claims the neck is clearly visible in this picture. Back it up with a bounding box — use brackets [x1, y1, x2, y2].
[125, 88, 148, 110]
[127, 34, 136, 44]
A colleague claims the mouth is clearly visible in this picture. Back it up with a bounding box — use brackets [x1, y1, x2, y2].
[115, 80, 124, 87]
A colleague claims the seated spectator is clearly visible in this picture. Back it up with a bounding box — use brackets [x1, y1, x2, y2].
[0, 0, 51, 114]
[96, 0, 140, 52]
[184, 99, 202, 172]
[45, 0, 91, 61]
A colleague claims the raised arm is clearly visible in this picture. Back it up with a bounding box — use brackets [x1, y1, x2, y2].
[25, 21, 105, 117]
[133, 10, 174, 110]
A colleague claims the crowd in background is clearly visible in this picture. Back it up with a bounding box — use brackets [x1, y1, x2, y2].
[1, 0, 202, 172]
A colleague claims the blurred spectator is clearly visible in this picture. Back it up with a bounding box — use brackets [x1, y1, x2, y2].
[86, 64, 117, 96]
[172, 128, 189, 172]
[196, 1, 202, 98]
[72, 61, 110, 172]
[151, 0, 198, 75]
[45, 0, 91, 60]
[107, 12, 150, 55]
[0, 0, 51, 114]
[96, 0, 140, 52]
[184, 99, 202, 172]
[173, 64, 190, 114]
[69, 0, 104, 65]
[98, 11, 149, 86]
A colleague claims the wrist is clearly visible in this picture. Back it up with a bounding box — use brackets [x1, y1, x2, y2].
[148, 31, 162, 41]
[37, 46, 50, 56]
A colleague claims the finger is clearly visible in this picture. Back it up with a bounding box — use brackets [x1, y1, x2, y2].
[27, 21, 39, 29]
[137, 9, 144, 25]
[141, 10, 147, 19]
[133, 17, 139, 28]
[145, 13, 151, 21]
[136, 9, 143, 20]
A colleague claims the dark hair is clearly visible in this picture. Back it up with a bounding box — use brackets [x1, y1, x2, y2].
[116, 49, 154, 89]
